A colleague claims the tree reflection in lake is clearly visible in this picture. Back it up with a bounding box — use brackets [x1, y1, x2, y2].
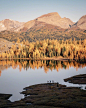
[0, 60, 86, 76]
[0, 60, 86, 102]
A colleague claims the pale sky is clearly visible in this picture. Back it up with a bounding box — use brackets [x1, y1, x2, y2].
[0, 0, 86, 22]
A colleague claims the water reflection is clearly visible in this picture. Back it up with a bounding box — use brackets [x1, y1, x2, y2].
[0, 60, 86, 76]
[0, 60, 86, 102]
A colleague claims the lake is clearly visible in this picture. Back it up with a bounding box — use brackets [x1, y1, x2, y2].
[0, 60, 86, 102]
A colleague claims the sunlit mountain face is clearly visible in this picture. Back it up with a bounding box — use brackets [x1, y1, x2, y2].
[0, 12, 86, 43]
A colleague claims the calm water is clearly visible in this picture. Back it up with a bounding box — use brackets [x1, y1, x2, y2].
[0, 60, 86, 102]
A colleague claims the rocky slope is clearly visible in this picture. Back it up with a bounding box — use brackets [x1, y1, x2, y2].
[17, 12, 74, 31]
[36, 12, 74, 29]
[15, 13, 86, 31]
[77, 15, 86, 29]
[0, 12, 86, 33]
[16, 20, 35, 32]
[71, 15, 86, 29]
[0, 19, 25, 32]
[0, 38, 19, 53]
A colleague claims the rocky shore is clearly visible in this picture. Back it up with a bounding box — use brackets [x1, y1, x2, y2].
[64, 74, 86, 84]
[0, 79, 86, 108]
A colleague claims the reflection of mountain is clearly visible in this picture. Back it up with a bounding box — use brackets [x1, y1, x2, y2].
[0, 60, 86, 76]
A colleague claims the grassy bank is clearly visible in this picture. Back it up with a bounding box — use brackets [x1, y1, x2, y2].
[0, 82, 86, 108]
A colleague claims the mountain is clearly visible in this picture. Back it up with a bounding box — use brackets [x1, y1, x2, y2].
[0, 12, 86, 42]
[36, 12, 74, 29]
[15, 20, 35, 32]
[15, 12, 74, 32]
[0, 23, 86, 43]
[0, 12, 86, 32]
[71, 15, 86, 30]
[0, 19, 25, 32]
[17, 12, 74, 32]
[77, 15, 86, 29]
[18, 20, 66, 32]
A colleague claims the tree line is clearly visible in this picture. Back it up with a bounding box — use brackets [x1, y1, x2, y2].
[0, 38, 86, 61]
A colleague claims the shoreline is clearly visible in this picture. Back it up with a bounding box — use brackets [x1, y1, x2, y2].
[0, 82, 86, 108]
[0, 57, 80, 61]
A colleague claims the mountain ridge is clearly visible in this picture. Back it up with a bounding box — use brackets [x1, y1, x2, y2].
[0, 19, 25, 32]
[36, 12, 74, 29]
[0, 12, 86, 33]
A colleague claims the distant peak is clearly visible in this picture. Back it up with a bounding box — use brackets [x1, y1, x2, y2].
[38, 12, 61, 18]
[80, 15, 86, 19]
[2, 19, 14, 22]
[2, 19, 9, 21]
[4, 19, 11, 21]
[48, 12, 59, 15]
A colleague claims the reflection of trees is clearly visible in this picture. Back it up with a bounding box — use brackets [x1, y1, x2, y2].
[0, 60, 86, 76]
[0, 70, 1, 76]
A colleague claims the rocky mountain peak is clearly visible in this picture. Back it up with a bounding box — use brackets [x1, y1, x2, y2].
[36, 12, 73, 28]
[0, 13, 86, 32]
[0, 19, 25, 32]
[38, 12, 61, 19]
[76, 15, 86, 29]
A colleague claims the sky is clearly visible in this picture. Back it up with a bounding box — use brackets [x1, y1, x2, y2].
[0, 0, 86, 22]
